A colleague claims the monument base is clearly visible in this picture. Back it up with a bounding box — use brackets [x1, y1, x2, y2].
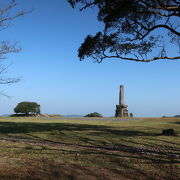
[115, 104, 129, 117]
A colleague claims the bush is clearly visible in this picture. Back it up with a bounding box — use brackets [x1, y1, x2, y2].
[14, 101, 40, 115]
[84, 112, 103, 117]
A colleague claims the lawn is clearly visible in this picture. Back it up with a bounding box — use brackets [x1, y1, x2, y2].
[0, 117, 179, 180]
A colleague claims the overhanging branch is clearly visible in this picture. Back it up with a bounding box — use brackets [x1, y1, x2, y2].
[101, 54, 180, 62]
[145, 24, 180, 36]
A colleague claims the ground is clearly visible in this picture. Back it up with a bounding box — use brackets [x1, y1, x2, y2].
[0, 117, 179, 180]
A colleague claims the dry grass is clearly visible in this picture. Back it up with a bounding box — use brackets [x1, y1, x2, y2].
[0, 117, 179, 179]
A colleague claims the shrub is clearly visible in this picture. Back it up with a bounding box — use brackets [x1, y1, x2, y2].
[14, 101, 40, 115]
[84, 112, 103, 117]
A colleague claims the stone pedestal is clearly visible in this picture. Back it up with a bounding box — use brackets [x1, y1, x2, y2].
[115, 104, 129, 117]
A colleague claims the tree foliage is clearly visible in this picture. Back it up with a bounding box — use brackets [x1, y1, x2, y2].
[84, 112, 103, 117]
[0, 0, 26, 88]
[68, 0, 180, 62]
[14, 101, 41, 115]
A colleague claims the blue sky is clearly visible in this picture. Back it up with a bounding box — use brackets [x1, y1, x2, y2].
[0, 0, 180, 117]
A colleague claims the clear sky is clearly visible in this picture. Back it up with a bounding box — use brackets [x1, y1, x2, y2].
[1, 0, 180, 117]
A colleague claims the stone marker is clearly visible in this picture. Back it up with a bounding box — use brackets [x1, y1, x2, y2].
[119, 85, 124, 105]
[115, 85, 129, 117]
[162, 129, 175, 135]
[130, 113, 134, 117]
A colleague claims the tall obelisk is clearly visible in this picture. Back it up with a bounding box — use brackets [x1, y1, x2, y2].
[119, 85, 124, 105]
[115, 85, 129, 117]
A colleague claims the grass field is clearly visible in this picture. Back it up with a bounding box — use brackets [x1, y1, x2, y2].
[0, 117, 179, 180]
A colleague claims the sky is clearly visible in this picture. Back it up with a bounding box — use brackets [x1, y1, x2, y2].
[0, 0, 180, 117]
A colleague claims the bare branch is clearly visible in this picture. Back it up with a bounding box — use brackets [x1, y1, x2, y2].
[0, 91, 11, 98]
[0, 41, 21, 59]
[0, 0, 27, 95]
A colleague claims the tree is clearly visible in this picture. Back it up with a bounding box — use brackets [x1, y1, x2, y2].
[68, 0, 180, 63]
[14, 101, 41, 115]
[0, 0, 26, 89]
[84, 112, 103, 117]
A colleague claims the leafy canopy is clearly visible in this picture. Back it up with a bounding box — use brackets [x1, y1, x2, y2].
[68, 0, 180, 62]
[14, 101, 40, 115]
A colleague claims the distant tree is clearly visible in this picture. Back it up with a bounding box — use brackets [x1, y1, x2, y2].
[0, 0, 26, 93]
[84, 112, 103, 117]
[14, 102, 40, 115]
[68, 0, 180, 63]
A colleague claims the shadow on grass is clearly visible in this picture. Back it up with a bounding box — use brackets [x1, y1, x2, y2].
[0, 121, 179, 180]
[173, 121, 180, 125]
[0, 121, 156, 136]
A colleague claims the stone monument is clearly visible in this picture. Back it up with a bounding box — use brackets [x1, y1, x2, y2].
[115, 85, 129, 117]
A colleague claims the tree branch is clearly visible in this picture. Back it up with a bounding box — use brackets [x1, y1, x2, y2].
[145, 24, 180, 36]
[101, 54, 180, 62]
[80, 1, 97, 11]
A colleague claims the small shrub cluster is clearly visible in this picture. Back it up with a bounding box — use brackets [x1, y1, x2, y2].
[84, 112, 103, 117]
